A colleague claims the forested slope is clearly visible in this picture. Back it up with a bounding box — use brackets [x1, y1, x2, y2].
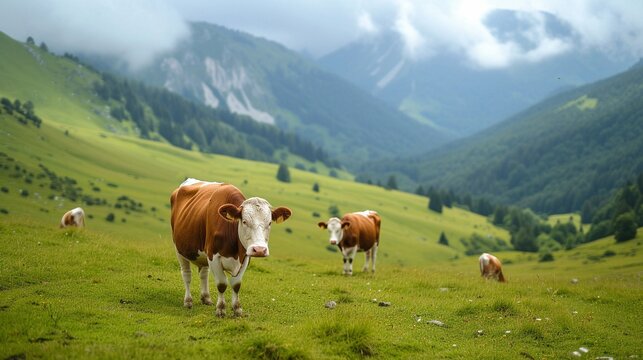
[358, 61, 643, 216]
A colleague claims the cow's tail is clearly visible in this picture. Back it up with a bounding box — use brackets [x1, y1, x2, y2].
[370, 213, 381, 244]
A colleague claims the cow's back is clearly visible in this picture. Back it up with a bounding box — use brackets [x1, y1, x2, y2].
[343, 213, 379, 250]
[171, 182, 243, 261]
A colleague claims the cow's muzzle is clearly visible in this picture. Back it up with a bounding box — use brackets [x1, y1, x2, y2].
[330, 240, 338, 245]
[249, 246, 269, 257]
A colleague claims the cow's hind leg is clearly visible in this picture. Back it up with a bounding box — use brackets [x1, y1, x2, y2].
[176, 252, 193, 308]
[371, 243, 378, 273]
[198, 266, 213, 305]
[362, 249, 371, 272]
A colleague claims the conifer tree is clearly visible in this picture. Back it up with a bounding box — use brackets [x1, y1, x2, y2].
[276, 163, 291, 183]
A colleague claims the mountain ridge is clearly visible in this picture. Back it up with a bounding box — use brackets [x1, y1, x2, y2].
[81, 21, 450, 165]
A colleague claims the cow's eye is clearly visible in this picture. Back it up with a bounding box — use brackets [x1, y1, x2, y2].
[242, 220, 247, 225]
[268, 221, 272, 226]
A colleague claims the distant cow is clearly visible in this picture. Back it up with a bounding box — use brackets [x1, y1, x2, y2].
[318, 210, 381, 275]
[170, 178, 292, 317]
[479, 253, 506, 282]
[60, 207, 85, 228]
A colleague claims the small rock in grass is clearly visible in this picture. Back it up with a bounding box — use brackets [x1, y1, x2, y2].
[325, 301, 336, 309]
[579, 347, 588, 353]
[571, 278, 579, 284]
[438, 287, 449, 292]
[476, 329, 484, 336]
[572, 351, 581, 357]
[428, 320, 445, 327]
[378, 301, 391, 307]
[595, 357, 614, 360]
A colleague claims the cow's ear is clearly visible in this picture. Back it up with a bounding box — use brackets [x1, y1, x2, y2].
[318, 222, 327, 229]
[341, 221, 351, 229]
[272, 207, 292, 224]
[219, 204, 242, 222]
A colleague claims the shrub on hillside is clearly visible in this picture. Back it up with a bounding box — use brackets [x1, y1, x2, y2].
[614, 212, 637, 242]
[539, 252, 554, 262]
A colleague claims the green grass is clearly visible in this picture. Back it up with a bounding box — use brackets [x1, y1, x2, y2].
[0, 221, 640, 359]
[559, 95, 599, 112]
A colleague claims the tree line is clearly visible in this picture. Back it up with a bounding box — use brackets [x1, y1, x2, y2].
[93, 72, 339, 167]
[0, 97, 42, 128]
[585, 173, 642, 243]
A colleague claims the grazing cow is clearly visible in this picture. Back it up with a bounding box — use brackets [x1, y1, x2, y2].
[318, 210, 381, 275]
[479, 253, 506, 282]
[60, 207, 85, 228]
[170, 178, 292, 317]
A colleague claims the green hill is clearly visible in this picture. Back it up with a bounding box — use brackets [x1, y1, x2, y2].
[358, 62, 643, 215]
[0, 32, 337, 173]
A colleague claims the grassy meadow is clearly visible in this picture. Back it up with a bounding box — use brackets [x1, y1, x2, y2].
[1, 33, 641, 359]
[1, 115, 641, 359]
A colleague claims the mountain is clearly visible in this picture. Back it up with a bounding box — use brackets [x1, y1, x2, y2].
[82, 22, 449, 165]
[356, 61, 643, 215]
[0, 31, 334, 170]
[319, 9, 635, 137]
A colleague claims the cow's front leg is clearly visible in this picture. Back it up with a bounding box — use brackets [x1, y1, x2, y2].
[209, 256, 227, 317]
[176, 251, 193, 308]
[198, 266, 213, 305]
[230, 257, 250, 317]
[342, 247, 358, 275]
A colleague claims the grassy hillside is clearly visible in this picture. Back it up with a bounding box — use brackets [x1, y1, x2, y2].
[359, 62, 643, 215]
[0, 32, 337, 173]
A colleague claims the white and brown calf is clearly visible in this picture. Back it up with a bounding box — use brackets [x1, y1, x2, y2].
[479, 252, 506, 282]
[60, 207, 85, 228]
[318, 210, 381, 275]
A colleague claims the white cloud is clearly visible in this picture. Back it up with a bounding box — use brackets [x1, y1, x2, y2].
[357, 11, 378, 34]
[0, 0, 640, 69]
[0, 0, 189, 70]
[394, 1, 426, 60]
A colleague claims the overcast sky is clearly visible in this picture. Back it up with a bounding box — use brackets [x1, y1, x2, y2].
[1, 0, 641, 70]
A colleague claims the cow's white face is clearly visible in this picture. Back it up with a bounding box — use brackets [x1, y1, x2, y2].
[323, 217, 344, 245]
[219, 197, 292, 257]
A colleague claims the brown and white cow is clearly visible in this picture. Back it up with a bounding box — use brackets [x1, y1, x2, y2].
[479, 252, 506, 282]
[318, 210, 381, 275]
[60, 207, 85, 228]
[170, 178, 292, 317]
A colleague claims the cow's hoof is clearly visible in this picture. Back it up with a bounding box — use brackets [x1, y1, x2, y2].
[201, 295, 213, 305]
[184, 297, 193, 309]
[216, 309, 226, 318]
[233, 307, 243, 317]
